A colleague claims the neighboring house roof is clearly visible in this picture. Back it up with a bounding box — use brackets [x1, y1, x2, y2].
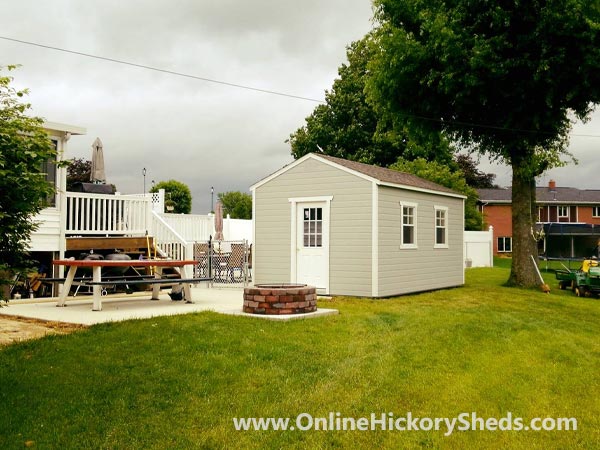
[478, 187, 600, 204]
[251, 153, 465, 199]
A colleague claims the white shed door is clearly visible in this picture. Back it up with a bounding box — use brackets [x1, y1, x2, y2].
[296, 202, 329, 292]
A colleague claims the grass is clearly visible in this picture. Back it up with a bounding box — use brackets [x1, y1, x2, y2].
[1, 263, 599, 449]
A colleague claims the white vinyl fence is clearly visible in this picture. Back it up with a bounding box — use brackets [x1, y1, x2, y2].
[159, 213, 252, 244]
[464, 226, 494, 268]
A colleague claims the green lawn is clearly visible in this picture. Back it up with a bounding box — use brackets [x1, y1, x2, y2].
[1, 263, 599, 449]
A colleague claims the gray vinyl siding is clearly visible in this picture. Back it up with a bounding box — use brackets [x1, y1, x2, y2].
[378, 186, 464, 296]
[254, 158, 372, 296]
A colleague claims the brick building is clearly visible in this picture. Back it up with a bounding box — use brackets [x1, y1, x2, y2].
[478, 180, 600, 258]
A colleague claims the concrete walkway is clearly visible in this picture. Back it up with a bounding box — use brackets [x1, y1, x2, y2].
[0, 287, 337, 325]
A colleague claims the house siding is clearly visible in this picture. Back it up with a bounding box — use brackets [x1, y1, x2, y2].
[29, 210, 61, 252]
[253, 158, 373, 296]
[568, 206, 600, 225]
[377, 186, 464, 296]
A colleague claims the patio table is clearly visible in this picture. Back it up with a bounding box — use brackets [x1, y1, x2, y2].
[53, 259, 199, 311]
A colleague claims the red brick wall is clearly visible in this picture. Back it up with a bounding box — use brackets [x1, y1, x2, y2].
[484, 204, 600, 255]
[483, 204, 512, 255]
[577, 206, 600, 225]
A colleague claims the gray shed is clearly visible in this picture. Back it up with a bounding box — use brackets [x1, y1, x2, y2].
[250, 153, 465, 297]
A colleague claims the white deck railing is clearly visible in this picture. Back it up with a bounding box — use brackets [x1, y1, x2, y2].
[150, 211, 193, 262]
[65, 192, 151, 235]
[64, 192, 251, 264]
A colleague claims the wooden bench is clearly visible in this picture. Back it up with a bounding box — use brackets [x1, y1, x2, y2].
[85, 277, 211, 286]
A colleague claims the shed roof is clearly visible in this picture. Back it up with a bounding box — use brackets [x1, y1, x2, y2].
[251, 153, 465, 199]
[478, 187, 600, 204]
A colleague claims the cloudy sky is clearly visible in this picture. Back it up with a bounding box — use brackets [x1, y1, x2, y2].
[2, 1, 599, 213]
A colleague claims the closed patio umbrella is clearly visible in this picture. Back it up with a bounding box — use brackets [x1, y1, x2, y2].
[214, 201, 224, 241]
[90, 137, 106, 184]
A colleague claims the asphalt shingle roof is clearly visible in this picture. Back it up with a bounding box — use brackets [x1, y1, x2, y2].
[316, 154, 460, 196]
[478, 187, 600, 203]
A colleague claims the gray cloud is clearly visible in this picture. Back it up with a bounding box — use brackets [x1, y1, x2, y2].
[2, 0, 599, 213]
[2, 0, 373, 212]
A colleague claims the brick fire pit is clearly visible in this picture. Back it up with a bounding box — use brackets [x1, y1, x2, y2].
[243, 284, 317, 315]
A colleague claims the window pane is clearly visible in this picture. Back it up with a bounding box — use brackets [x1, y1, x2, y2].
[304, 209, 310, 220]
[403, 226, 414, 244]
[304, 235, 309, 247]
[505, 238, 511, 252]
[310, 208, 315, 220]
[316, 222, 322, 234]
[316, 235, 322, 247]
[316, 208, 322, 220]
[436, 228, 445, 244]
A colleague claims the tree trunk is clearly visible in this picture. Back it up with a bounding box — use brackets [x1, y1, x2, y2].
[507, 166, 539, 287]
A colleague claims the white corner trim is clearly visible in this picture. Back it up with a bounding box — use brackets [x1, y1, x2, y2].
[372, 182, 379, 297]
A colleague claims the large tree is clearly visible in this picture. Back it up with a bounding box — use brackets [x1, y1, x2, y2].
[0, 66, 58, 301]
[150, 180, 192, 214]
[368, 0, 600, 287]
[288, 35, 453, 166]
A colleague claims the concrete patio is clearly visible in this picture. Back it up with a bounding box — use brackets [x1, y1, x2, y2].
[0, 286, 338, 325]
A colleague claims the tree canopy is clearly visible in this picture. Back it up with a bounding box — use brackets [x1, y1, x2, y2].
[288, 36, 453, 166]
[217, 191, 252, 220]
[0, 66, 58, 300]
[66, 158, 92, 191]
[454, 154, 497, 189]
[369, 0, 600, 286]
[150, 180, 192, 214]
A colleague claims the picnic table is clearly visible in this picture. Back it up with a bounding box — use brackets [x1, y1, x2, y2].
[53, 259, 206, 311]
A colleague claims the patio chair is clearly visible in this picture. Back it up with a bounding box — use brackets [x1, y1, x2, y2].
[226, 243, 246, 282]
[195, 242, 210, 277]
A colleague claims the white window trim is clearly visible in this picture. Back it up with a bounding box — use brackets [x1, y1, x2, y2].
[558, 205, 569, 218]
[593, 206, 600, 218]
[434, 205, 449, 249]
[400, 201, 418, 249]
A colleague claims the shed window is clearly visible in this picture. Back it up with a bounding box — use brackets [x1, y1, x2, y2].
[401, 202, 418, 248]
[434, 206, 448, 248]
[498, 237, 512, 253]
[303, 207, 322, 247]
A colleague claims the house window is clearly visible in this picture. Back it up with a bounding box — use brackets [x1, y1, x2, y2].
[401, 202, 417, 248]
[41, 139, 58, 207]
[498, 237, 512, 253]
[303, 207, 322, 247]
[558, 206, 569, 218]
[434, 206, 448, 248]
[593, 206, 600, 218]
